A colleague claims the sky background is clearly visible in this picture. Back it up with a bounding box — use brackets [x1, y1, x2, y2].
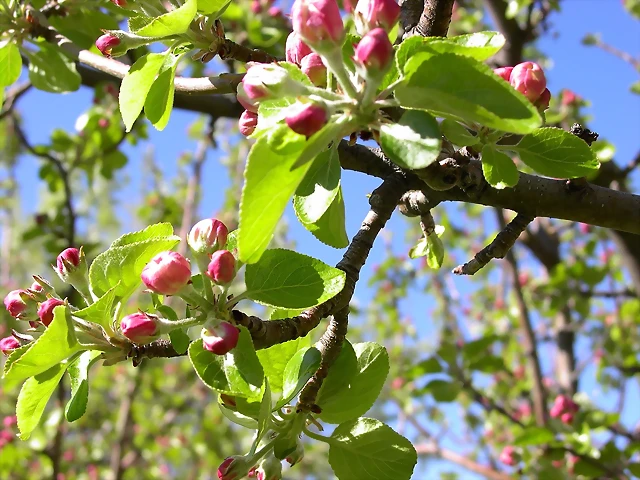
[5, 0, 640, 478]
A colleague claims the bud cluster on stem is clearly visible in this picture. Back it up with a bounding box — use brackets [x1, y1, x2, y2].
[494, 62, 550, 111]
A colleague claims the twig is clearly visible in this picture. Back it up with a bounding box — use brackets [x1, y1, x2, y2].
[415, 443, 511, 480]
[0, 81, 32, 121]
[591, 37, 640, 70]
[452, 213, 534, 275]
[412, 0, 456, 38]
[12, 115, 76, 245]
[495, 210, 548, 426]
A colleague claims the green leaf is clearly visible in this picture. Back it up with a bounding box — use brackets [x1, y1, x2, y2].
[256, 379, 272, 443]
[72, 286, 118, 334]
[0, 42, 22, 87]
[16, 363, 68, 440]
[426, 227, 445, 269]
[218, 402, 258, 429]
[328, 418, 417, 480]
[134, 0, 197, 37]
[380, 110, 441, 170]
[293, 148, 341, 224]
[245, 249, 346, 309]
[119, 53, 166, 132]
[396, 52, 541, 134]
[409, 356, 443, 376]
[26, 44, 81, 93]
[3, 306, 82, 389]
[111, 222, 175, 246]
[631, 80, 640, 95]
[277, 346, 321, 409]
[298, 185, 349, 248]
[423, 379, 460, 402]
[440, 119, 479, 146]
[89, 233, 180, 298]
[318, 342, 389, 424]
[316, 341, 357, 405]
[188, 328, 264, 400]
[156, 305, 191, 354]
[572, 460, 606, 477]
[628, 463, 640, 477]
[511, 127, 600, 178]
[395, 32, 505, 69]
[257, 336, 308, 393]
[481, 144, 519, 189]
[144, 54, 179, 131]
[513, 426, 555, 446]
[197, 0, 231, 15]
[65, 350, 102, 422]
[290, 116, 349, 170]
[238, 136, 311, 264]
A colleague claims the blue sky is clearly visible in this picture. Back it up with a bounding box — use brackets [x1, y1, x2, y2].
[6, 0, 640, 478]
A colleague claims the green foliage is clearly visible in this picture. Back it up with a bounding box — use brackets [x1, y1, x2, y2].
[328, 418, 417, 480]
[481, 144, 520, 189]
[64, 350, 102, 422]
[244, 249, 346, 309]
[278, 346, 321, 409]
[25, 43, 81, 93]
[132, 0, 197, 37]
[0, 43, 21, 87]
[379, 110, 442, 170]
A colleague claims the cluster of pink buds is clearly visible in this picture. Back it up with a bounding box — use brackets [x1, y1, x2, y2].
[494, 62, 550, 110]
[561, 89, 580, 106]
[251, 0, 284, 19]
[550, 394, 579, 424]
[499, 445, 519, 466]
[353, 0, 400, 36]
[0, 416, 16, 449]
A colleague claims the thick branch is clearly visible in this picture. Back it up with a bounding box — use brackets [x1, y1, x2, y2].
[402, 0, 456, 39]
[483, 0, 526, 65]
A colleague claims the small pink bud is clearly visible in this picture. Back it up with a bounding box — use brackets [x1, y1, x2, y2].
[95, 34, 120, 58]
[285, 102, 329, 137]
[242, 63, 306, 101]
[510, 61, 547, 103]
[291, 0, 345, 49]
[237, 83, 259, 113]
[518, 272, 530, 287]
[202, 322, 240, 355]
[499, 446, 517, 466]
[561, 89, 579, 106]
[37, 298, 65, 327]
[285, 32, 313, 66]
[217, 455, 252, 480]
[535, 88, 551, 110]
[3, 416, 16, 428]
[0, 336, 20, 355]
[141, 251, 191, 295]
[301, 53, 327, 87]
[188, 218, 229, 255]
[354, 28, 394, 74]
[206, 250, 236, 284]
[120, 312, 158, 343]
[268, 6, 283, 18]
[513, 364, 525, 379]
[239, 110, 258, 137]
[493, 66, 513, 82]
[56, 247, 83, 280]
[560, 412, 574, 424]
[29, 281, 43, 293]
[98, 118, 110, 129]
[251, 0, 262, 13]
[353, 0, 400, 35]
[4, 289, 28, 317]
[110, 0, 127, 6]
[552, 460, 564, 468]
[550, 403, 563, 418]
[578, 223, 591, 234]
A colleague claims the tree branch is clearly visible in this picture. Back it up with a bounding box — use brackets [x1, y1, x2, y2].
[415, 443, 511, 480]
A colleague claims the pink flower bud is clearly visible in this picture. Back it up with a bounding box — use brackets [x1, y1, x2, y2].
[37, 298, 65, 327]
[3, 416, 17, 428]
[560, 412, 574, 424]
[239, 110, 259, 137]
[535, 88, 551, 110]
[242, 63, 307, 101]
[510, 61, 547, 103]
[300, 53, 327, 87]
[237, 83, 259, 113]
[202, 322, 240, 355]
[291, 0, 345, 49]
[499, 446, 517, 466]
[206, 250, 236, 284]
[110, 0, 127, 7]
[120, 312, 158, 343]
[0, 336, 20, 355]
[285, 32, 313, 66]
[550, 403, 563, 418]
[188, 218, 229, 255]
[56, 248, 84, 281]
[579, 223, 591, 234]
[96, 34, 121, 58]
[353, 28, 393, 74]
[561, 89, 579, 106]
[251, 0, 262, 13]
[217, 455, 252, 480]
[493, 66, 513, 82]
[353, 0, 400, 35]
[29, 281, 43, 293]
[285, 102, 329, 138]
[98, 118, 110, 129]
[4, 289, 28, 317]
[141, 251, 191, 295]
[268, 6, 283, 18]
